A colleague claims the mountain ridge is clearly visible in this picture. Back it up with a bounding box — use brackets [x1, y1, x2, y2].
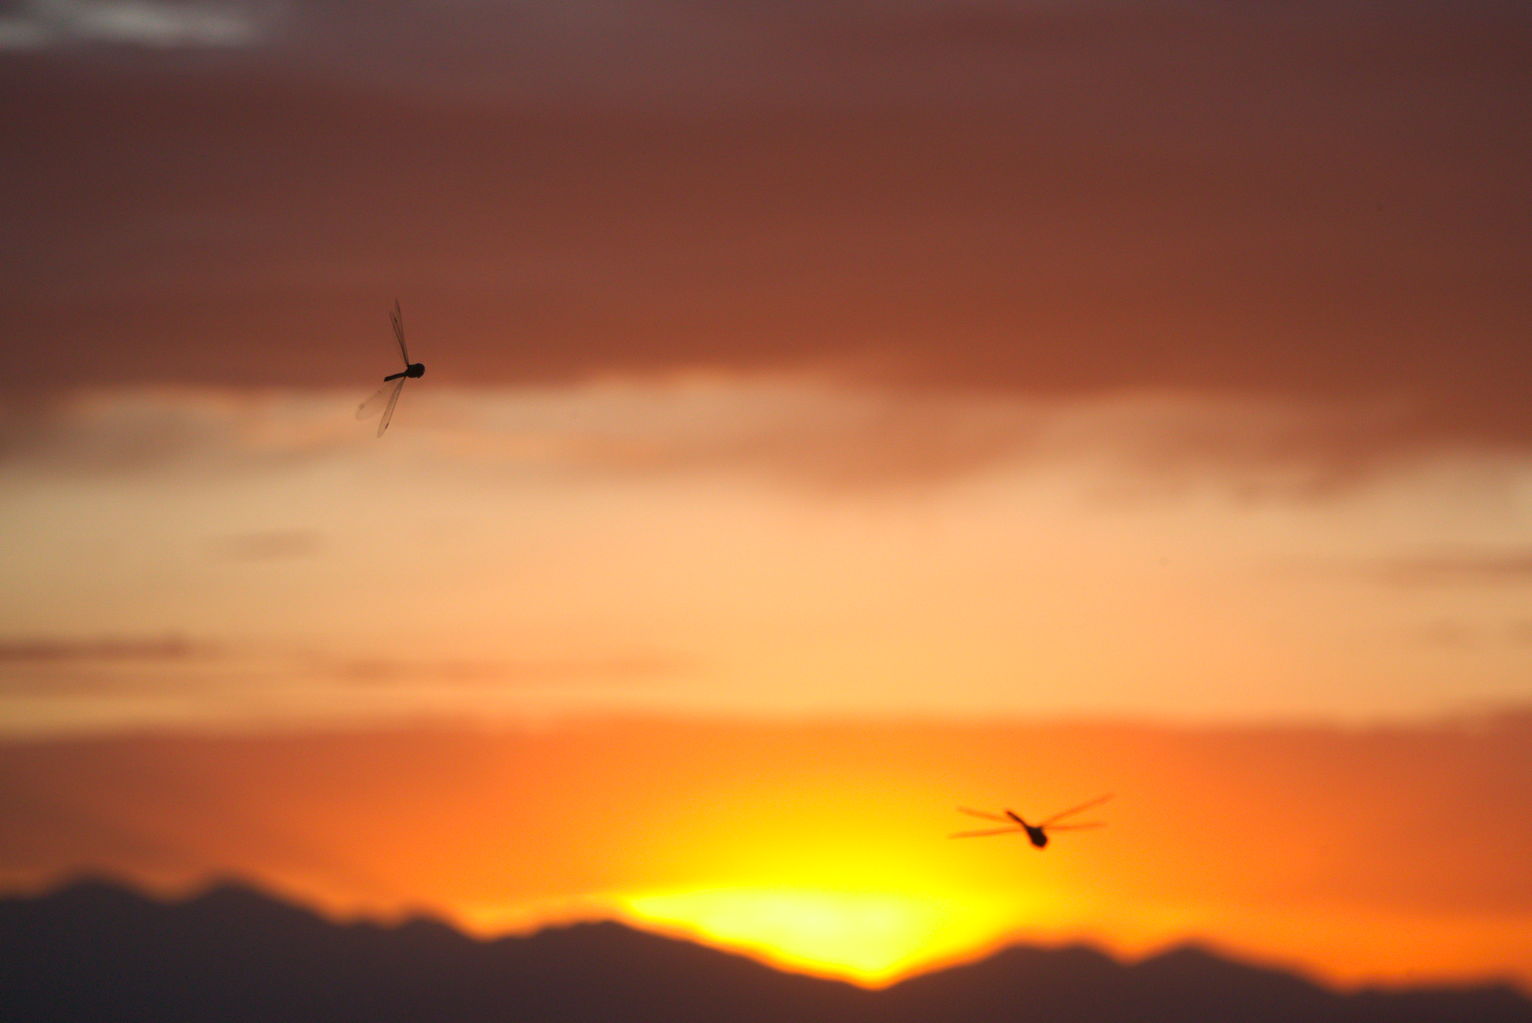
[3, 877, 1528, 1022]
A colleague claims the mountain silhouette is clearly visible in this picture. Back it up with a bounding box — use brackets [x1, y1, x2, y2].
[2, 878, 1528, 1023]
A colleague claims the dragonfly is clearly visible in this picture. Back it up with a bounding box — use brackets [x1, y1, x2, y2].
[357, 300, 426, 436]
[950, 794, 1112, 849]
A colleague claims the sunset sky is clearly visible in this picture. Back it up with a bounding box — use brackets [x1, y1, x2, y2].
[2, 0, 1530, 995]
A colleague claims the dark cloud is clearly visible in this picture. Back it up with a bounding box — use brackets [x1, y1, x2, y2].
[208, 529, 322, 561]
[0, 635, 686, 702]
[0, 635, 206, 665]
[326, 653, 690, 688]
[0, 635, 217, 697]
[3, 0, 1529, 462]
[1370, 550, 1532, 587]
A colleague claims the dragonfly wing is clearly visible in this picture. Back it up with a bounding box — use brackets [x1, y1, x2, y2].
[377, 377, 406, 436]
[391, 300, 409, 365]
[357, 380, 399, 420]
[1040, 794, 1114, 827]
[957, 806, 1010, 823]
[1045, 822, 1106, 831]
[949, 827, 1022, 839]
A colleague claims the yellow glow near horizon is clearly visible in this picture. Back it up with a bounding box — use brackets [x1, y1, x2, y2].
[619, 888, 1026, 986]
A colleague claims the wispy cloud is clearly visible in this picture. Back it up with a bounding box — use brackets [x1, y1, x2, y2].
[0, 0, 271, 51]
[208, 529, 323, 562]
[0, 389, 361, 477]
[3, 385, 1527, 499]
[0, 634, 207, 665]
[326, 653, 690, 688]
[0, 634, 219, 698]
[1370, 550, 1532, 587]
[0, 631, 696, 726]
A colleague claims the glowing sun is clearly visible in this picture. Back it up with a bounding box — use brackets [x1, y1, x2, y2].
[619, 887, 1017, 986]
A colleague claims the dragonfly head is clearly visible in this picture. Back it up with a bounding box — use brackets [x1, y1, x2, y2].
[406, 363, 426, 378]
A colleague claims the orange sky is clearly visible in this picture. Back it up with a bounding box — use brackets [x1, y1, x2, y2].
[1, 716, 1529, 989]
[2, 0, 1530, 999]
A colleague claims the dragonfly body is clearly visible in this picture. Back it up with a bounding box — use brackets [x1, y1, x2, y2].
[384, 362, 426, 382]
[951, 794, 1113, 849]
[1004, 810, 1051, 848]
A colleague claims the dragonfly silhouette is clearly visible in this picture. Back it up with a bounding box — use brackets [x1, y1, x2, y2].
[950, 794, 1112, 849]
[357, 300, 426, 436]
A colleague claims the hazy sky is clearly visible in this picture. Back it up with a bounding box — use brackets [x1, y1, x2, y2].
[2, 0, 1530, 993]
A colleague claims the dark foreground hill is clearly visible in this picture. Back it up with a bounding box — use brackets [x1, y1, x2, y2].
[1, 879, 1527, 1023]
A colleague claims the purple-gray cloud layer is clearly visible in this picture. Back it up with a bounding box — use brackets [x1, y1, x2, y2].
[3, 1, 1530, 455]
